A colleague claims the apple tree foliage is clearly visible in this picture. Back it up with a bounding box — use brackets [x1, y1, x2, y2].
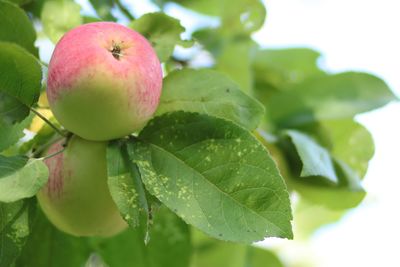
[0, 0, 397, 266]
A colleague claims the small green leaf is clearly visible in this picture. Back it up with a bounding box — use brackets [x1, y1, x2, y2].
[0, 114, 32, 152]
[131, 112, 292, 243]
[268, 72, 397, 127]
[0, 0, 37, 55]
[0, 42, 42, 125]
[41, 0, 83, 43]
[88, 0, 116, 21]
[106, 140, 149, 228]
[92, 206, 191, 267]
[0, 198, 36, 267]
[321, 119, 374, 178]
[191, 229, 284, 267]
[284, 130, 338, 184]
[16, 209, 92, 267]
[130, 12, 192, 62]
[155, 0, 266, 34]
[156, 69, 264, 130]
[253, 48, 325, 89]
[0, 155, 49, 203]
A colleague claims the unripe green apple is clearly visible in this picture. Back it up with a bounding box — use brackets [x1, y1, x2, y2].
[37, 136, 127, 237]
[47, 22, 163, 141]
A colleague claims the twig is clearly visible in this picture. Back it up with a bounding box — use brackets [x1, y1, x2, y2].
[114, 0, 135, 21]
[29, 107, 66, 137]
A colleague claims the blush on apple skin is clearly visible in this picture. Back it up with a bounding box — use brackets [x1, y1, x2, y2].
[47, 22, 162, 141]
[37, 136, 128, 237]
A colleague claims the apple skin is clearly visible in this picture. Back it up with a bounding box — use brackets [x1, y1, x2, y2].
[47, 22, 162, 141]
[37, 135, 127, 237]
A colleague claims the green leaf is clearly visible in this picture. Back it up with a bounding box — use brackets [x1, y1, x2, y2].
[41, 0, 82, 43]
[0, 42, 42, 125]
[268, 72, 397, 127]
[8, 0, 32, 5]
[321, 119, 374, 178]
[156, 0, 266, 34]
[15, 209, 92, 267]
[293, 198, 345, 239]
[253, 48, 325, 90]
[287, 157, 366, 210]
[0, 0, 37, 55]
[130, 112, 292, 243]
[284, 130, 338, 184]
[156, 69, 264, 130]
[191, 229, 284, 267]
[216, 39, 255, 94]
[92, 206, 191, 267]
[106, 140, 149, 228]
[0, 198, 36, 267]
[0, 115, 32, 152]
[0, 155, 49, 203]
[88, 0, 116, 21]
[130, 12, 192, 62]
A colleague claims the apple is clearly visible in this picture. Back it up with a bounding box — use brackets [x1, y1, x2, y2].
[37, 135, 127, 237]
[47, 22, 162, 141]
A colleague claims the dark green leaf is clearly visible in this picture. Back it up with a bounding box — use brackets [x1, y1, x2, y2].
[88, 0, 116, 21]
[41, 0, 82, 43]
[15, 209, 92, 267]
[156, 69, 264, 130]
[8, 0, 32, 6]
[0, 42, 42, 125]
[106, 140, 149, 228]
[0, 115, 32, 152]
[0, 155, 49, 203]
[130, 12, 192, 62]
[0, 0, 37, 55]
[92, 206, 191, 267]
[0, 198, 36, 267]
[130, 112, 292, 243]
[284, 130, 338, 184]
[268, 72, 397, 127]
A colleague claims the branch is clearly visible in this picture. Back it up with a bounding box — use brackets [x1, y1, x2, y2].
[114, 0, 135, 21]
[29, 107, 66, 137]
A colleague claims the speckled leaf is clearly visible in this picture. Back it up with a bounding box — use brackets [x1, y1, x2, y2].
[156, 69, 264, 130]
[106, 140, 149, 228]
[41, 0, 82, 43]
[0, 0, 37, 55]
[0, 42, 42, 125]
[285, 130, 338, 184]
[0, 155, 49, 203]
[92, 206, 191, 267]
[130, 112, 292, 243]
[130, 12, 192, 62]
[0, 198, 36, 267]
[268, 72, 397, 127]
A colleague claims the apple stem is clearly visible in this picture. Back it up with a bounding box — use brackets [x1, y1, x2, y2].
[30, 107, 67, 137]
[40, 146, 66, 160]
[114, 0, 135, 21]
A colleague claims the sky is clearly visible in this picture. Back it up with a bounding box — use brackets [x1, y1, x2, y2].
[54, 0, 400, 266]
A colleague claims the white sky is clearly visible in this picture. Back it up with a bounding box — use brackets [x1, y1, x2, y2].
[59, 0, 400, 266]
